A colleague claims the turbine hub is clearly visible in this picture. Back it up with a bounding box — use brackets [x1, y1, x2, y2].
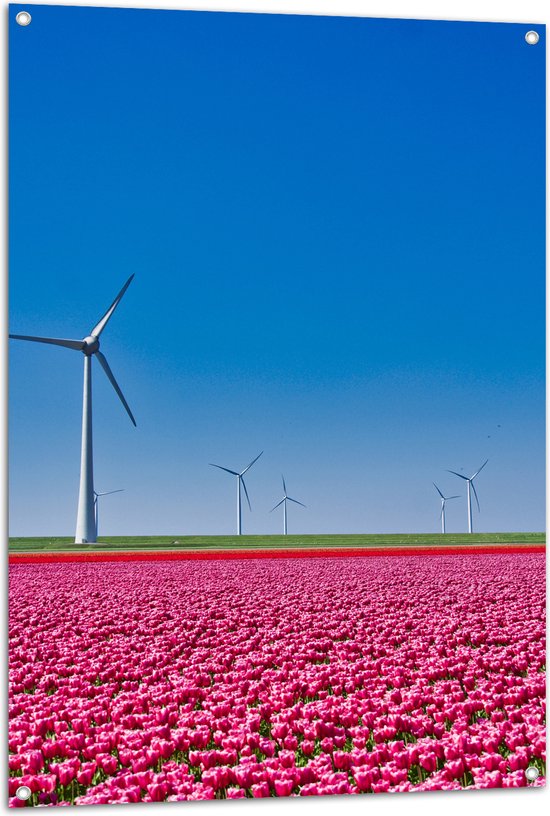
[82, 335, 100, 355]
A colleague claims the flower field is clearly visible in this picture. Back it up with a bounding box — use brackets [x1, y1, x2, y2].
[8, 553, 546, 805]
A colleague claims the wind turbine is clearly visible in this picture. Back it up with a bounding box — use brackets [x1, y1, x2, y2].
[432, 483, 459, 534]
[270, 475, 306, 535]
[10, 276, 136, 544]
[210, 452, 263, 535]
[94, 489, 124, 538]
[446, 460, 488, 534]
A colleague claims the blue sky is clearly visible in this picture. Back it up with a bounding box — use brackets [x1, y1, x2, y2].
[9, 4, 545, 536]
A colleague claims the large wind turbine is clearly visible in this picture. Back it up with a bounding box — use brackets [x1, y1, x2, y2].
[210, 452, 263, 535]
[10, 276, 136, 544]
[270, 475, 306, 535]
[433, 483, 459, 534]
[94, 489, 124, 538]
[447, 460, 488, 534]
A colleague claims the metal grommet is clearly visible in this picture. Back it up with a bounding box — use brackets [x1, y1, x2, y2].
[525, 31, 540, 45]
[525, 766, 540, 781]
[16, 785, 32, 801]
[16, 11, 32, 26]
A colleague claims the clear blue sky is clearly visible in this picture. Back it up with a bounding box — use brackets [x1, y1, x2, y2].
[9, 4, 545, 536]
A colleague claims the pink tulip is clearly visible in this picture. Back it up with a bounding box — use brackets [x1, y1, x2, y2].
[147, 782, 169, 801]
[251, 781, 271, 797]
[419, 753, 437, 773]
[333, 751, 351, 770]
[353, 769, 373, 792]
[301, 740, 315, 756]
[274, 778, 294, 796]
[36, 774, 57, 793]
[76, 763, 96, 786]
[226, 788, 246, 798]
[446, 759, 465, 779]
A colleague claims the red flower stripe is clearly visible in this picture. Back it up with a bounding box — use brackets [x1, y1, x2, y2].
[8, 545, 545, 564]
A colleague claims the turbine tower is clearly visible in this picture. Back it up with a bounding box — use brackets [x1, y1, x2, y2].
[10, 276, 136, 544]
[270, 475, 306, 535]
[447, 460, 488, 534]
[432, 483, 459, 534]
[94, 489, 124, 538]
[210, 452, 263, 535]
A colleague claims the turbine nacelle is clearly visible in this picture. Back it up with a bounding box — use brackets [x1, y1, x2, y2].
[83, 335, 100, 355]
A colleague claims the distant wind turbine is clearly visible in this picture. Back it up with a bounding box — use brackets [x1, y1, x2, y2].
[10, 276, 136, 544]
[447, 460, 488, 533]
[210, 452, 263, 535]
[94, 489, 124, 538]
[432, 483, 459, 534]
[270, 475, 306, 535]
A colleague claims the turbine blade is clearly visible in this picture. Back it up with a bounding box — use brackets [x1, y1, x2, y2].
[241, 451, 263, 476]
[270, 498, 285, 512]
[472, 459, 489, 480]
[282, 474, 287, 495]
[9, 334, 85, 351]
[90, 274, 134, 338]
[287, 497, 306, 508]
[95, 489, 124, 497]
[446, 469, 469, 481]
[471, 481, 481, 512]
[447, 495, 460, 500]
[241, 477, 252, 511]
[209, 464, 239, 476]
[95, 351, 136, 426]
[433, 482, 444, 498]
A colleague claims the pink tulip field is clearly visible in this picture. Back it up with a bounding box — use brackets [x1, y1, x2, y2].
[8, 552, 546, 805]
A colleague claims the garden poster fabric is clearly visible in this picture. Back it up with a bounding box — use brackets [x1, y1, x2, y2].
[8, 4, 545, 806]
